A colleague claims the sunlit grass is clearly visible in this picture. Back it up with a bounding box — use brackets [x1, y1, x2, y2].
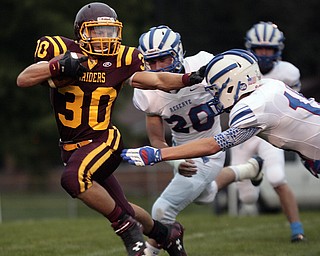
[0, 195, 319, 256]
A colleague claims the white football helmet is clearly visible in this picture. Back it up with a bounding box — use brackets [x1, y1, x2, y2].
[205, 49, 261, 113]
[245, 21, 284, 74]
[138, 25, 184, 73]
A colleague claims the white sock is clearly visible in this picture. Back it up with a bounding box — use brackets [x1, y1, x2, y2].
[229, 158, 259, 181]
[145, 241, 161, 256]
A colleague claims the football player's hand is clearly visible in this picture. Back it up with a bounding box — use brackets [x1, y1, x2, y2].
[182, 64, 207, 86]
[121, 146, 162, 166]
[178, 159, 197, 177]
[58, 50, 88, 77]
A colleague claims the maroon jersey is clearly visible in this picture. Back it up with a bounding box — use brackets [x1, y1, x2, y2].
[34, 36, 144, 142]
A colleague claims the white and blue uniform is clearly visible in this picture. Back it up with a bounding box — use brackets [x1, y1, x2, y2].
[133, 51, 225, 223]
[216, 78, 320, 208]
[228, 78, 320, 159]
[229, 60, 307, 204]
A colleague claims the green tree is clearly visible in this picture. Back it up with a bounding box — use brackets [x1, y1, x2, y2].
[1, 0, 319, 174]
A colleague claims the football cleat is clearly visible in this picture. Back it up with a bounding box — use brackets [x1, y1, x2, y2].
[249, 156, 264, 186]
[291, 234, 307, 243]
[302, 158, 320, 178]
[112, 214, 147, 256]
[162, 222, 187, 256]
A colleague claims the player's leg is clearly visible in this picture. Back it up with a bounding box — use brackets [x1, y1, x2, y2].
[230, 137, 261, 215]
[153, 155, 225, 223]
[60, 141, 124, 217]
[258, 141, 305, 242]
[215, 155, 263, 191]
[236, 179, 260, 204]
[102, 163, 188, 255]
[235, 179, 260, 215]
[132, 203, 187, 256]
[60, 134, 147, 255]
[144, 155, 224, 255]
[99, 161, 186, 256]
[88, 180, 147, 255]
[194, 153, 226, 204]
[138, 155, 262, 256]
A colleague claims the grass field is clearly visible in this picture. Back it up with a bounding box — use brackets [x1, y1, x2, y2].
[0, 193, 319, 256]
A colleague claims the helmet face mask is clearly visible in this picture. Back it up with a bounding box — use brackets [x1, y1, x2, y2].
[145, 55, 175, 72]
[79, 20, 122, 56]
[138, 25, 184, 73]
[245, 21, 284, 74]
[74, 3, 123, 56]
[205, 49, 261, 114]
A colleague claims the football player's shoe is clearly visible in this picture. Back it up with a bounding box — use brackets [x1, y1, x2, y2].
[112, 214, 147, 256]
[249, 156, 264, 186]
[291, 233, 307, 243]
[302, 158, 320, 178]
[162, 221, 187, 256]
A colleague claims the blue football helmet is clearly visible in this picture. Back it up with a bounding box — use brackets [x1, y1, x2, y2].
[204, 49, 261, 114]
[245, 21, 284, 74]
[138, 25, 184, 73]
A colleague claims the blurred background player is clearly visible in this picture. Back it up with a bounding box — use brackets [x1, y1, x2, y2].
[134, 25, 262, 255]
[229, 21, 305, 242]
[16, 3, 208, 255]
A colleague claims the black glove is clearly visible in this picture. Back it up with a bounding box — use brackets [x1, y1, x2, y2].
[58, 50, 88, 78]
[182, 64, 207, 86]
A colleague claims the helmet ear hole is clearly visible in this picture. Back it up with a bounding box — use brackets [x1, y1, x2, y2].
[227, 86, 234, 93]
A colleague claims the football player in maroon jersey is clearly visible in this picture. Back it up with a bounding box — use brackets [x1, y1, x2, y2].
[16, 2, 204, 256]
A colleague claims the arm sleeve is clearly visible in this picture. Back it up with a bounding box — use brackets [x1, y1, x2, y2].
[214, 127, 261, 151]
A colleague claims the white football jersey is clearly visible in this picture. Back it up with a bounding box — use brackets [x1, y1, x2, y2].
[229, 78, 320, 160]
[133, 51, 222, 145]
[263, 60, 300, 89]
